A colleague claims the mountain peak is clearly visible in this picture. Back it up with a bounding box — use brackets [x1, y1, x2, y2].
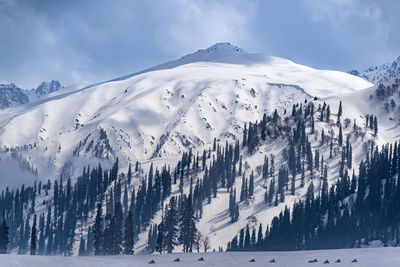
[107, 43, 251, 83]
[202, 42, 246, 54]
[35, 80, 63, 96]
[180, 42, 246, 62]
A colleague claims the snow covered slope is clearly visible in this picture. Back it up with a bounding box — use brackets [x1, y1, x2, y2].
[326, 76, 400, 146]
[0, 43, 372, 183]
[349, 56, 400, 84]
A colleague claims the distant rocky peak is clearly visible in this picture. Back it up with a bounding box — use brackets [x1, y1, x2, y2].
[35, 80, 63, 96]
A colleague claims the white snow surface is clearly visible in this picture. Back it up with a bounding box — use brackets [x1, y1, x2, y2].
[1, 247, 400, 267]
[0, 43, 372, 184]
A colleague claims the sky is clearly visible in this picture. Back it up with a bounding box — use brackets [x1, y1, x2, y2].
[0, 0, 399, 89]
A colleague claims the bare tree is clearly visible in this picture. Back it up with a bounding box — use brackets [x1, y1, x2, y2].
[194, 232, 202, 253]
[203, 236, 210, 252]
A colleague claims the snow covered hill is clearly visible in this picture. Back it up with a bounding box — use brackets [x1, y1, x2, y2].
[349, 56, 400, 84]
[0, 43, 372, 184]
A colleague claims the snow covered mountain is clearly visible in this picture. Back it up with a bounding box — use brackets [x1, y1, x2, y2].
[0, 80, 63, 110]
[31, 80, 63, 97]
[0, 43, 372, 183]
[0, 83, 29, 109]
[7, 43, 400, 256]
[349, 56, 400, 84]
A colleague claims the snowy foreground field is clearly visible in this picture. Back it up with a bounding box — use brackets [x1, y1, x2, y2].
[1, 248, 400, 267]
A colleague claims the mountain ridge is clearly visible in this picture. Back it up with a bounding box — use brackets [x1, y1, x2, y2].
[349, 56, 400, 84]
[0, 80, 63, 109]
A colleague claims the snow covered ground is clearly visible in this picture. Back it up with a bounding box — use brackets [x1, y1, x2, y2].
[1, 247, 400, 266]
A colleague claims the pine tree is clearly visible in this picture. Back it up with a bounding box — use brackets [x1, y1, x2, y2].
[86, 226, 94, 255]
[127, 163, 132, 184]
[242, 123, 247, 147]
[337, 101, 342, 124]
[112, 202, 123, 255]
[94, 203, 103, 255]
[30, 214, 37, 255]
[180, 195, 197, 253]
[268, 178, 275, 204]
[249, 171, 254, 197]
[338, 124, 343, 147]
[46, 225, 53, 255]
[156, 222, 164, 254]
[244, 225, 251, 250]
[291, 173, 295, 195]
[238, 228, 244, 250]
[103, 215, 114, 255]
[256, 224, 263, 250]
[326, 105, 330, 122]
[123, 210, 134, 255]
[37, 214, 45, 255]
[21, 216, 30, 254]
[164, 197, 178, 253]
[123, 185, 129, 215]
[238, 156, 242, 176]
[0, 218, 9, 254]
[374, 116, 378, 135]
[251, 227, 256, 247]
[78, 236, 86, 256]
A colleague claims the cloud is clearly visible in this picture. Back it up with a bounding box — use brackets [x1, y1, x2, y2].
[304, 0, 398, 67]
[0, 0, 398, 88]
[0, 0, 257, 88]
[153, 0, 255, 55]
[306, 0, 389, 40]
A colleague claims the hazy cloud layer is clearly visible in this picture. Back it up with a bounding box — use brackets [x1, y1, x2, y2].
[0, 0, 399, 88]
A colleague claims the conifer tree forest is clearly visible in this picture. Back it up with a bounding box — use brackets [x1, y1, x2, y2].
[1, 98, 398, 257]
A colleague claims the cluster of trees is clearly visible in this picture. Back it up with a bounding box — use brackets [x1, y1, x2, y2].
[242, 101, 332, 206]
[89, 160, 176, 256]
[0, 157, 175, 256]
[0, 94, 390, 256]
[0, 126, 241, 255]
[228, 140, 400, 251]
[90, 202, 133, 256]
[365, 114, 378, 135]
[153, 194, 198, 254]
[375, 78, 399, 101]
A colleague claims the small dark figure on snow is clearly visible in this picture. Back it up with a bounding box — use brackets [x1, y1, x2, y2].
[335, 259, 341, 263]
[198, 257, 204, 261]
[308, 258, 318, 263]
[269, 258, 276, 263]
[323, 260, 329, 264]
[149, 259, 155, 264]
[174, 257, 180, 262]
[352, 259, 357, 263]
[249, 258, 256, 262]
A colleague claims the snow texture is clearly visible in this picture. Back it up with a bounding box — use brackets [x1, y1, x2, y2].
[1, 247, 399, 266]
